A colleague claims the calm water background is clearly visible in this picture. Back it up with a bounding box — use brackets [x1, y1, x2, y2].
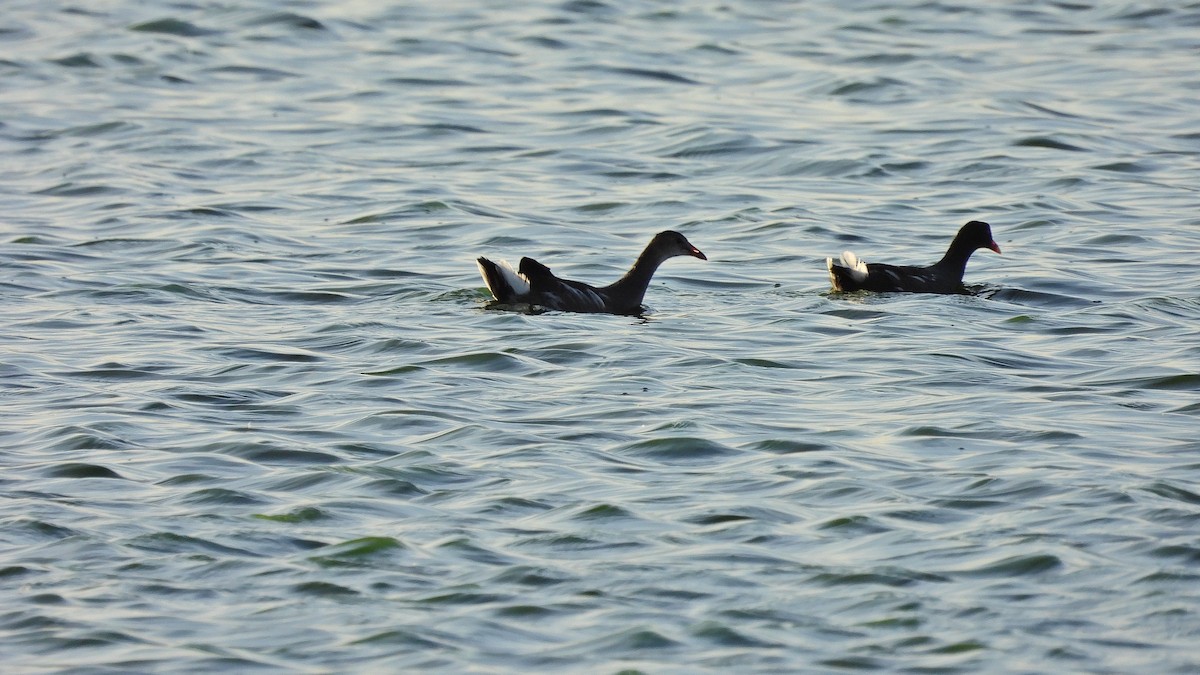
[3, 0, 1200, 672]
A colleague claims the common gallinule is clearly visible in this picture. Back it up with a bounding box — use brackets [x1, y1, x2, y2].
[477, 230, 707, 315]
[827, 220, 1000, 294]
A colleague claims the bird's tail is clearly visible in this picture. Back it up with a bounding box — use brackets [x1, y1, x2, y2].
[476, 257, 530, 302]
[827, 250, 869, 291]
[828, 251, 868, 281]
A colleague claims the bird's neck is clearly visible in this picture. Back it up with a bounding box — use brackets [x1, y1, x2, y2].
[936, 239, 975, 280]
[604, 243, 668, 306]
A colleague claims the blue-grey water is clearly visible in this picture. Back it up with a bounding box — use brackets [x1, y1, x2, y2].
[3, 1, 1200, 672]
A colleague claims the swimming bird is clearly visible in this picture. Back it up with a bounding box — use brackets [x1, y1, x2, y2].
[476, 230, 707, 315]
[826, 220, 1000, 294]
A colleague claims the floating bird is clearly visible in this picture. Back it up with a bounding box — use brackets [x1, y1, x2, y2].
[827, 220, 1000, 294]
[477, 230, 707, 315]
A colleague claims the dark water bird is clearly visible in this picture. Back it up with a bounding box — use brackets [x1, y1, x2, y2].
[827, 220, 1001, 294]
[476, 230, 707, 315]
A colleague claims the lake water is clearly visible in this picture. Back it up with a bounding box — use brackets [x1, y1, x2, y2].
[3, 0, 1200, 672]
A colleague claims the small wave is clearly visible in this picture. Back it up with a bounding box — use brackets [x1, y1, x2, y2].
[1093, 161, 1154, 173]
[202, 65, 297, 81]
[126, 532, 256, 557]
[1142, 482, 1200, 505]
[209, 346, 323, 362]
[246, 12, 325, 31]
[42, 463, 124, 479]
[293, 581, 358, 596]
[952, 553, 1063, 578]
[50, 53, 101, 68]
[810, 568, 950, 587]
[129, 18, 219, 37]
[817, 514, 890, 534]
[1013, 136, 1088, 152]
[33, 183, 125, 197]
[309, 537, 407, 566]
[603, 66, 698, 85]
[981, 287, 1097, 309]
[617, 436, 739, 463]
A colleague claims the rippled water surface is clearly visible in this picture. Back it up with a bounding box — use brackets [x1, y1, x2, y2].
[4, 0, 1200, 671]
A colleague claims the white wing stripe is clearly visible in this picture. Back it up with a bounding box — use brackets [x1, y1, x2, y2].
[494, 259, 530, 296]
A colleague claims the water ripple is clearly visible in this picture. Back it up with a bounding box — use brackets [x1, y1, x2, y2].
[2, 0, 1199, 672]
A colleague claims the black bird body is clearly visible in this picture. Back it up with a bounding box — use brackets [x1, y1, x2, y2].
[827, 220, 1000, 294]
[477, 230, 707, 315]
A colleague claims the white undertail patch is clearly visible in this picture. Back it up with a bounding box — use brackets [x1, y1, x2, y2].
[478, 258, 530, 297]
[829, 251, 869, 282]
